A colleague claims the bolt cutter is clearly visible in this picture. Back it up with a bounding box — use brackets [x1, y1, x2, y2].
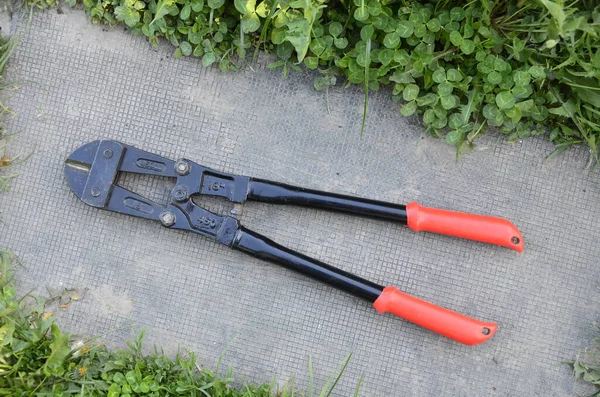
[64, 140, 523, 345]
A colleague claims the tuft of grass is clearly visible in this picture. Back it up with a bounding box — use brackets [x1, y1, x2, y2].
[566, 327, 600, 397]
[0, 251, 362, 396]
[19, 0, 600, 163]
[26, 0, 595, 164]
[0, 33, 20, 191]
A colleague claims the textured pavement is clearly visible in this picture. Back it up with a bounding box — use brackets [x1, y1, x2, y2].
[2, 7, 600, 396]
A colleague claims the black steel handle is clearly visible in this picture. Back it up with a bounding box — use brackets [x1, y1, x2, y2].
[231, 226, 384, 302]
[247, 179, 408, 223]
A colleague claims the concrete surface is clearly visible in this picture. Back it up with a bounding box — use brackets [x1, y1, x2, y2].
[2, 7, 600, 396]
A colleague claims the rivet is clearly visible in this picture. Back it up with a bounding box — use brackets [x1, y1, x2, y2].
[172, 186, 189, 202]
[175, 159, 191, 176]
[159, 211, 176, 227]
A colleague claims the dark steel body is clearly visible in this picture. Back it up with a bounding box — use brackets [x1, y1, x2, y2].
[64, 140, 386, 303]
[233, 227, 383, 301]
[247, 180, 408, 223]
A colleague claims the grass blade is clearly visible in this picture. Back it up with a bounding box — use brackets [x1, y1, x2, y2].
[360, 39, 371, 138]
[319, 352, 353, 397]
[308, 355, 314, 397]
[253, 0, 280, 62]
[324, 354, 352, 397]
[353, 375, 363, 397]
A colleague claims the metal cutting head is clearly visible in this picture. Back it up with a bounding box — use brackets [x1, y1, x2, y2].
[64, 140, 179, 221]
[64, 140, 127, 207]
[65, 139, 181, 201]
[64, 140, 104, 202]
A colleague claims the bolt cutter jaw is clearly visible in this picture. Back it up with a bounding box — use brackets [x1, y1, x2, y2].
[64, 140, 105, 205]
[64, 139, 242, 245]
[64, 139, 177, 205]
[65, 140, 167, 212]
[65, 140, 126, 208]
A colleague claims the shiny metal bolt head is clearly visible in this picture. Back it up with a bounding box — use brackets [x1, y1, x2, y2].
[103, 148, 113, 158]
[159, 211, 176, 227]
[175, 159, 191, 176]
[90, 187, 101, 197]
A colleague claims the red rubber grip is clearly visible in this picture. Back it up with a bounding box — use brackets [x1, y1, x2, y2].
[406, 202, 523, 252]
[373, 287, 497, 345]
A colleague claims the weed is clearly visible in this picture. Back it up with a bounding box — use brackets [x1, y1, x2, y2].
[0, 252, 362, 396]
[566, 327, 600, 396]
[24, 0, 596, 161]
[0, 33, 20, 191]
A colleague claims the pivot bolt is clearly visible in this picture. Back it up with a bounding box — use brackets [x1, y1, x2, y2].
[175, 159, 191, 176]
[172, 186, 189, 202]
[90, 187, 101, 197]
[103, 148, 113, 159]
[159, 211, 176, 227]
